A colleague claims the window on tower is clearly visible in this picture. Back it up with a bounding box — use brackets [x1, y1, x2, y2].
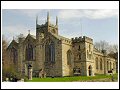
[87, 50, 89, 58]
[89, 44, 91, 52]
[78, 45, 80, 51]
[52, 29, 56, 34]
[78, 54, 81, 60]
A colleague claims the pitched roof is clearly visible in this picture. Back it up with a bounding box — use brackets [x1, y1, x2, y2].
[7, 40, 18, 49]
[29, 34, 36, 39]
[50, 32, 71, 41]
[24, 34, 36, 42]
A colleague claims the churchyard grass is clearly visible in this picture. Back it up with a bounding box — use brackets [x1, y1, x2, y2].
[27, 73, 118, 82]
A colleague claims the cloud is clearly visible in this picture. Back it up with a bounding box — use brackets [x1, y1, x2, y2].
[11, 9, 43, 18]
[2, 25, 36, 42]
[58, 9, 118, 19]
[58, 10, 83, 19]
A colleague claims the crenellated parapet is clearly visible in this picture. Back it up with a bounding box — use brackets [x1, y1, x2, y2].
[61, 38, 72, 45]
[72, 36, 93, 44]
[36, 12, 58, 36]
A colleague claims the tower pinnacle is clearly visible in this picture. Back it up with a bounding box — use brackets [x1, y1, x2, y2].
[36, 15, 38, 26]
[47, 11, 50, 24]
[28, 30, 30, 34]
[56, 16, 58, 26]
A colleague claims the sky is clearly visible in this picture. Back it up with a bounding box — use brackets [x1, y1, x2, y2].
[1, 1, 119, 89]
[2, 9, 118, 45]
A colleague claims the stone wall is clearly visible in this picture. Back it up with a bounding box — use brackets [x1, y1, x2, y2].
[61, 40, 73, 76]
[93, 51, 116, 75]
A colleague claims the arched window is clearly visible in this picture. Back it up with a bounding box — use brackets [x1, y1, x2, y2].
[45, 44, 49, 61]
[87, 50, 89, 58]
[100, 59, 102, 70]
[67, 50, 72, 65]
[113, 63, 115, 70]
[26, 44, 34, 60]
[107, 61, 109, 70]
[45, 42, 55, 63]
[78, 45, 80, 51]
[96, 57, 98, 69]
[89, 54, 91, 60]
[50, 42, 55, 63]
[110, 62, 112, 70]
[89, 44, 91, 52]
[52, 29, 56, 34]
[11, 47, 18, 64]
[78, 54, 81, 60]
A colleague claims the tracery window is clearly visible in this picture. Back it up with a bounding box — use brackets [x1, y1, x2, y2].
[11, 47, 18, 64]
[26, 44, 34, 60]
[50, 42, 55, 63]
[45, 42, 55, 63]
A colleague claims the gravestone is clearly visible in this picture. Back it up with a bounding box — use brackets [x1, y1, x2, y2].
[28, 64, 32, 80]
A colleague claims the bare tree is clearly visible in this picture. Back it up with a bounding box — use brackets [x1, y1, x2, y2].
[107, 44, 118, 53]
[2, 35, 9, 68]
[112, 44, 118, 53]
[94, 40, 118, 54]
[2, 35, 26, 81]
[94, 40, 109, 51]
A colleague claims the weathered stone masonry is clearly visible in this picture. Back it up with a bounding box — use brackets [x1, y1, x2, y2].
[7, 12, 116, 77]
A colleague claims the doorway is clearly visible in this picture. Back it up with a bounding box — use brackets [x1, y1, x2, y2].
[88, 65, 92, 76]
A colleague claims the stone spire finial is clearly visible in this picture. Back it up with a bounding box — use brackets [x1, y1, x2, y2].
[36, 15, 38, 29]
[36, 15, 38, 25]
[56, 16, 58, 26]
[47, 11, 50, 23]
[13, 36, 14, 40]
[28, 30, 30, 34]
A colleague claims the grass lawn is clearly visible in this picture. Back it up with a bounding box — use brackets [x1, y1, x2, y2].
[27, 73, 118, 82]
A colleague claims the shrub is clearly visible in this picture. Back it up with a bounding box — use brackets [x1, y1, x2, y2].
[2, 66, 23, 82]
[24, 76, 28, 82]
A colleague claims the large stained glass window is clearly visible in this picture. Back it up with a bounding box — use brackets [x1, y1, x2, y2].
[26, 44, 34, 60]
[45, 42, 55, 63]
[11, 47, 18, 64]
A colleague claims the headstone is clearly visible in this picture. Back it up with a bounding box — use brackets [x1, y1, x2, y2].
[28, 65, 32, 80]
[21, 78, 24, 82]
[44, 72, 46, 78]
[6, 78, 9, 82]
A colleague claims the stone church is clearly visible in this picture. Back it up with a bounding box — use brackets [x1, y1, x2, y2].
[7, 12, 116, 77]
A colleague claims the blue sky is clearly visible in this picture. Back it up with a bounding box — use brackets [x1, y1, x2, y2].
[2, 9, 118, 45]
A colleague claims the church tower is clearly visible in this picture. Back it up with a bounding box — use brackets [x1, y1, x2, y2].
[36, 12, 58, 42]
[35, 12, 59, 75]
[72, 36, 94, 76]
